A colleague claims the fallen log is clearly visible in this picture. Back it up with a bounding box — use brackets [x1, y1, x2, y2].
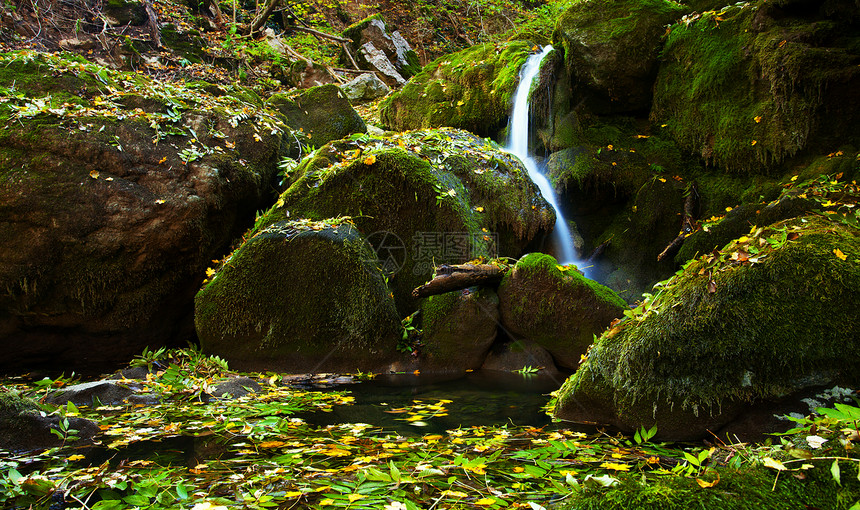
[411, 264, 505, 298]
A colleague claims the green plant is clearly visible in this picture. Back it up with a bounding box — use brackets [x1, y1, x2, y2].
[513, 365, 540, 375]
[129, 346, 168, 371]
[398, 312, 421, 353]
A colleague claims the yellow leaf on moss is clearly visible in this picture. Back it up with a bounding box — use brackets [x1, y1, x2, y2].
[475, 498, 496, 506]
[363, 155, 376, 165]
[89, 169, 99, 179]
[599, 462, 630, 471]
[834, 248, 847, 260]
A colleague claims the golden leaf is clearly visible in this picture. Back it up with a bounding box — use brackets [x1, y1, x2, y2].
[751, 140, 757, 146]
[475, 206, 484, 212]
[89, 169, 99, 179]
[754, 116, 762, 123]
[696, 473, 720, 488]
[363, 154, 376, 165]
[599, 462, 631, 471]
[158, 157, 167, 164]
[442, 490, 468, 498]
[475, 498, 496, 506]
[834, 248, 847, 261]
[205, 268, 216, 278]
[763, 457, 787, 471]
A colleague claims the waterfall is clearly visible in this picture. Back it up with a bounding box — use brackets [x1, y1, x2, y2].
[506, 45, 581, 268]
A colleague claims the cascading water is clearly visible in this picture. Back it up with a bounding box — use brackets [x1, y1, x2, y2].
[506, 45, 582, 268]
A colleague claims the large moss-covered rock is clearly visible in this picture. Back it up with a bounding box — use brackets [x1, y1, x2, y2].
[551, 0, 689, 114]
[0, 390, 99, 450]
[651, 1, 860, 172]
[268, 85, 366, 150]
[554, 215, 860, 440]
[0, 52, 290, 373]
[419, 288, 500, 373]
[498, 253, 627, 369]
[195, 219, 403, 373]
[256, 128, 554, 314]
[379, 41, 533, 137]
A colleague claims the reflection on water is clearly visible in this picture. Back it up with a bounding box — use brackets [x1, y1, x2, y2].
[297, 370, 564, 435]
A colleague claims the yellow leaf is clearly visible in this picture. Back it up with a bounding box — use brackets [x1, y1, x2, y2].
[158, 157, 167, 164]
[658, 177, 666, 182]
[348, 494, 366, 503]
[323, 447, 351, 457]
[475, 498, 496, 506]
[763, 457, 787, 471]
[696, 474, 720, 488]
[754, 116, 762, 123]
[599, 462, 631, 471]
[834, 248, 847, 261]
[475, 206, 484, 212]
[154, 199, 165, 204]
[725, 206, 733, 212]
[607, 144, 614, 150]
[320, 499, 334, 506]
[67, 454, 86, 461]
[284, 491, 304, 497]
[456, 100, 465, 106]
[751, 140, 757, 146]
[205, 268, 216, 278]
[363, 155, 376, 165]
[513, 466, 525, 473]
[442, 490, 468, 498]
[259, 440, 286, 448]
[89, 169, 99, 179]
[791, 175, 799, 181]
[737, 236, 749, 243]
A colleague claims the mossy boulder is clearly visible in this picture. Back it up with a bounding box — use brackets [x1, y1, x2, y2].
[419, 288, 499, 373]
[481, 339, 562, 377]
[551, 0, 689, 114]
[0, 52, 288, 373]
[498, 253, 627, 369]
[554, 215, 860, 441]
[651, 1, 860, 172]
[379, 41, 534, 137]
[0, 390, 99, 450]
[195, 219, 403, 373]
[255, 128, 554, 315]
[268, 85, 366, 149]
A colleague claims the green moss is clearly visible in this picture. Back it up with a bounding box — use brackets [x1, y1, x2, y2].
[560, 462, 860, 510]
[379, 41, 532, 136]
[253, 128, 554, 315]
[268, 85, 365, 149]
[196, 220, 401, 371]
[652, 2, 860, 172]
[562, 215, 860, 428]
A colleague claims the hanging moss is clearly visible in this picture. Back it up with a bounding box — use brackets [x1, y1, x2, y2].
[651, 2, 860, 172]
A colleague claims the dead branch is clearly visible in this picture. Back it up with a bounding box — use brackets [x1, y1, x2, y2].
[143, 0, 161, 48]
[245, 0, 281, 37]
[412, 264, 505, 298]
[657, 183, 700, 262]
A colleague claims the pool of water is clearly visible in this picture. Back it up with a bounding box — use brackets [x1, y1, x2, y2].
[296, 370, 565, 435]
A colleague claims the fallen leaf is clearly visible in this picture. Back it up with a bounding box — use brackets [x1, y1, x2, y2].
[754, 116, 762, 123]
[475, 498, 496, 506]
[707, 280, 717, 293]
[834, 248, 847, 260]
[763, 457, 787, 471]
[363, 154, 376, 165]
[696, 473, 720, 488]
[89, 169, 99, 179]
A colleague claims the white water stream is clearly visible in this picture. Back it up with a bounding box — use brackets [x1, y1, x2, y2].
[506, 45, 582, 267]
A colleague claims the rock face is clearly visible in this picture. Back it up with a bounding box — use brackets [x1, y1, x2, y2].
[0, 391, 99, 451]
[379, 41, 533, 137]
[44, 381, 136, 407]
[268, 85, 366, 149]
[340, 73, 391, 104]
[419, 288, 500, 372]
[254, 128, 554, 315]
[481, 339, 561, 377]
[651, 1, 860, 172]
[195, 219, 403, 373]
[0, 52, 290, 373]
[342, 15, 421, 86]
[552, 0, 688, 114]
[553, 216, 860, 441]
[498, 253, 627, 370]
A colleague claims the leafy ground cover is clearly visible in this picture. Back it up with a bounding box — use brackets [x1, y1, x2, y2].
[1, 348, 858, 509]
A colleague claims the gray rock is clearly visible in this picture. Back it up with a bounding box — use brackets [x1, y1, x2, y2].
[44, 381, 136, 407]
[340, 73, 390, 104]
[481, 339, 561, 378]
[360, 41, 406, 87]
[208, 376, 261, 400]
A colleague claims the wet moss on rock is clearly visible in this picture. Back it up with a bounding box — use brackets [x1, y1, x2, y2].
[498, 253, 627, 369]
[555, 215, 860, 440]
[379, 41, 533, 137]
[651, 1, 860, 172]
[195, 219, 402, 373]
[268, 85, 366, 149]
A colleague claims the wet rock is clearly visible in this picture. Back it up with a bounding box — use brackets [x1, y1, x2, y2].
[0, 391, 98, 451]
[0, 52, 286, 373]
[419, 288, 499, 373]
[207, 376, 262, 400]
[195, 220, 403, 373]
[554, 216, 860, 441]
[481, 339, 561, 378]
[44, 381, 136, 407]
[379, 41, 533, 137]
[268, 84, 366, 149]
[340, 72, 391, 104]
[360, 42, 407, 87]
[498, 253, 627, 370]
[552, 0, 688, 114]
